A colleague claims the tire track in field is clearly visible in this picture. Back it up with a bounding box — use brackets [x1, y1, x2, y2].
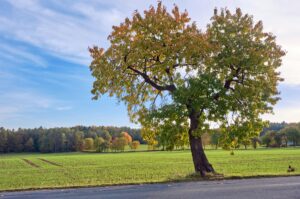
[38, 158, 62, 167]
[22, 158, 39, 168]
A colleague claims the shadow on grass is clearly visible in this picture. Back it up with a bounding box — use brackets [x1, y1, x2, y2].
[165, 170, 300, 184]
[166, 172, 225, 183]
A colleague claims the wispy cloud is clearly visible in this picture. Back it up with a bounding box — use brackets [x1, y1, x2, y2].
[0, 91, 49, 120]
[0, 43, 47, 68]
[0, 0, 300, 128]
[2, 0, 299, 83]
[263, 108, 300, 123]
[56, 106, 72, 111]
[0, 0, 125, 65]
[0, 90, 71, 120]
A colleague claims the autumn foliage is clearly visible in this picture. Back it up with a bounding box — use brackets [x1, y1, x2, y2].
[120, 132, 132, 144]
[130, 140, 140, 150]
[90, 2, 285, 176]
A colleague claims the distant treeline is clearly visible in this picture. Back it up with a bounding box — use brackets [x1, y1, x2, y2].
[1, 122, 299, 153]
[154, 122, 300, 150]
[260, 122, 300, 148]
[260, 122, 288, 136]
[205, 122, 300, 150]
[0, 126, 143, 153]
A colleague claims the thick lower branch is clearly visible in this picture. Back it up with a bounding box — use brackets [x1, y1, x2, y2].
[127, 66, 176, 92]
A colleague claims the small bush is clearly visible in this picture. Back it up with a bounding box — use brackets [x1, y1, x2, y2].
[130, 141, 140, 150]
[84, 138, 94, 150]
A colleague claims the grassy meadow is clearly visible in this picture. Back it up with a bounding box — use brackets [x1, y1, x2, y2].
[0, 148, 300, 191]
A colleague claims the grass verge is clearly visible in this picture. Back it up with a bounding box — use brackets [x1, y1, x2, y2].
[0, 148, 299, 192]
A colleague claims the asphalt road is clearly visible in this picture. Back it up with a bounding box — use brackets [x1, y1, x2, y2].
[1, 176, 300, 199]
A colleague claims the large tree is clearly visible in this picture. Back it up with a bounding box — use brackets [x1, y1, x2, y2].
[89, 3, 285, 176]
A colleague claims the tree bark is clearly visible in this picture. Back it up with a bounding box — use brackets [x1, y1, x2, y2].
[188, 110, 215, 177]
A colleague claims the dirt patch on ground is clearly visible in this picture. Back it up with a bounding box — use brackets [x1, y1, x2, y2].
[38, 158, 62, 167]
[22, 159, 39, 168]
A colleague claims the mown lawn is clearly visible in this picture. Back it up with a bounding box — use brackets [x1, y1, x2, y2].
[0, 148, 299, 191]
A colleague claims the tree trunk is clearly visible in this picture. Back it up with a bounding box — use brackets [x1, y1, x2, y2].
[188, 111, 215, 177]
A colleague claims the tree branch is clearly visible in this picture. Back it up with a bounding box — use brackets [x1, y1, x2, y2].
[127, 66, 176, 92]
[213, 65, 243, 100]
[151, 91, 161, 108]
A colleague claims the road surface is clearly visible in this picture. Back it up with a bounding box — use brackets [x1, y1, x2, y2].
[1, 176, 300, 199]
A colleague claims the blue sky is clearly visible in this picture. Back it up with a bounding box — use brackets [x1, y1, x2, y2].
[0, 0, 300, 129]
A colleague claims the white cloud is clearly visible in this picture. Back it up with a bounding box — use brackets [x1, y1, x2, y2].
[0, 91, 48, 120]
[0, 0, 126, 65]
[0, 44, 47, 68]
[2, 0, 299, 83]
[263, 108, 300, 123]
[0, 90, 71, 121]
[0, 106, 21, 120]
[1, 0, 300, 126]
[56, 106, 72, 111]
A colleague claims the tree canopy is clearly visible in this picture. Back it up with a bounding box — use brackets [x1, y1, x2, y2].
[90, 2, 285, 176]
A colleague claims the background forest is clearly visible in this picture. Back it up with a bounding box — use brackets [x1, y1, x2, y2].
[0, 122, 299, 153]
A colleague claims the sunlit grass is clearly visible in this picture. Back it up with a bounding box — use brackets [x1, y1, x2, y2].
[0, 148, 299, 191]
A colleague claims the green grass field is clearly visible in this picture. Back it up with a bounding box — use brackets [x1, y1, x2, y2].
[0, 148, 300, 191]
